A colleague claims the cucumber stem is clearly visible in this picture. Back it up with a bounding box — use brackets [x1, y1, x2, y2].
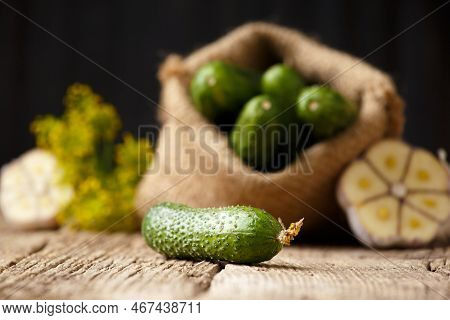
[278, 218, 304, 246]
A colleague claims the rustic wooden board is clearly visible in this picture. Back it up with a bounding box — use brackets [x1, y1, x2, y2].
[0, 228, 219, 299]
[0, 226, 448, 299]
[202, 246, 449, 299]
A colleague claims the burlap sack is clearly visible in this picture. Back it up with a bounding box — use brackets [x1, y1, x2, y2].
[136, 22, 404, 233]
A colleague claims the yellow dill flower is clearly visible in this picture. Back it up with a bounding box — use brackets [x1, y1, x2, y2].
[88, 103, 121, 141]
[64, 83, 101, 112]
[33, 83, 153, 232]
[51, 121, 96, 159]
[115, 134, 153, 185]
[57, 177, 138, 232]
[31, 115, 63, 149]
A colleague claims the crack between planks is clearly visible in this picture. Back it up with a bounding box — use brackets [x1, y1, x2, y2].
[425, 258, 449, 275]
[189, 261, 226, 299]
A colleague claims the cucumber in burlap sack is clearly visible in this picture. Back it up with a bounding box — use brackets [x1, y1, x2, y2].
[135, 22, 404, 235]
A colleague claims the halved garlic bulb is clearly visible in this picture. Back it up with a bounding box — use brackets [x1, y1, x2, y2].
[0, 149, 73, 229]
[337, 139, 450, 247]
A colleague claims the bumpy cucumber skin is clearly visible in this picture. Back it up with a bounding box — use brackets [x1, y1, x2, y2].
[190, 61, 261, 122]
[142, 202, 283, 264]
[296, 86, 358, 139]
[261, 64, 304, 106]
[230, 95, 293, 171]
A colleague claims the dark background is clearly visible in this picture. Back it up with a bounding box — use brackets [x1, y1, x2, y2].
[1, 0, 449, 166]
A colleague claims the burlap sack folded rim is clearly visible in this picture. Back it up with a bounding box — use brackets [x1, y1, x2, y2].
[136, 22, 404, 231]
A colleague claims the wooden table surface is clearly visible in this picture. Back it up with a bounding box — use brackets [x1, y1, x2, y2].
[0, 225, 449, 299]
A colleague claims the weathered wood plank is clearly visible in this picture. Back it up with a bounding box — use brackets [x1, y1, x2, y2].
[0, 231, 49, 273]
[0, 225, 448, 299]
[0, 229, 220, 299]
[201, 246, 450, 299]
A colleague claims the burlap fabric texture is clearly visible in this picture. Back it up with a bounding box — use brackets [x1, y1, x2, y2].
[136, 22, 405, 233]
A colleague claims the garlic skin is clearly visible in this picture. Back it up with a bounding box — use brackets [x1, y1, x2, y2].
[0, 149, 73, 229]
[337, 139, 450, 248]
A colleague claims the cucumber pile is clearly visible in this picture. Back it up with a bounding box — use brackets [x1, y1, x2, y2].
[190, 61, 358, 171]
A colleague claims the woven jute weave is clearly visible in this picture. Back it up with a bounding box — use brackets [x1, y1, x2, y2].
[136, 22, 404, 232]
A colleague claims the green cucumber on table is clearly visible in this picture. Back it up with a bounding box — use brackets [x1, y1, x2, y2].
[142, 202, 303, 264]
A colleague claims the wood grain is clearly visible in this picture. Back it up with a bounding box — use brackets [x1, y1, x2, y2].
[0, 228, 219, 299]
[202, 246, 450, 299]
[0, 226, 448, 299]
